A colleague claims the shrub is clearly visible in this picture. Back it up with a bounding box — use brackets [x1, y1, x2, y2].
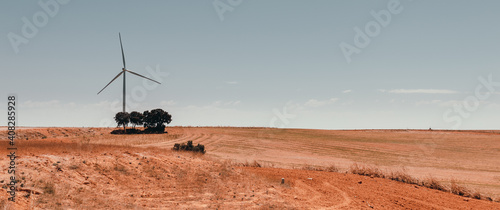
[110, 129, 124, 134]
[235, 160, 263, 168]
[193, 144, 205, 153]
[113, 164, 128, 174]
[349, 163, 385, 178]
[241, 160, 262, 168]
[173, 141, 205, 154]
[388, 170, 418, 185]
[41, 181, 55, 195]
[68, 165, 79, 170]
[422, 176, 447, 192]
[450, 179, 471, 197]
[173, 143, 180, 150]
[325, 164, 341, 172]
[472, 191, 482, 200]
[126, 128, 141, 134]
[301, 165, 322, 171]
[347, 163, 496, 201]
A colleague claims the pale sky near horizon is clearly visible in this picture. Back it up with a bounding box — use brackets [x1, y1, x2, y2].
[1, 0, 500, 129]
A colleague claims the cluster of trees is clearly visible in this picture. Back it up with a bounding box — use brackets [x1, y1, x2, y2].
[114, 108, 172, 134]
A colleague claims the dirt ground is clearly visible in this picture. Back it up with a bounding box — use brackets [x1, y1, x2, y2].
[1, 127, 500, 209]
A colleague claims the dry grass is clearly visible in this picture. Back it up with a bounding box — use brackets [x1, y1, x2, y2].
[339, 163, 496, 202]
[472, 191, 482, 200]
[324, 164, 341, 172]
[450, 179, 471, 197]
[388, 170, 419, 185]
[68, 164, 79, 170]
[113, 163, 128, 174]
[301, 165, 322, 171]
[5, 143, 277, 209]
[299, 163, 341, 173]
[421, 176, 447, 192]
[39, 180, 56, 195]
[349, 163, 385, 178]
[239, 160, 262, 168]
[34, 180, 60, 208]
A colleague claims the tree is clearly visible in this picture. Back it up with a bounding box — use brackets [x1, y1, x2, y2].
[129, 111, 144, 129]
[143, 108, 172, 133]
[114, 112, 130, 133]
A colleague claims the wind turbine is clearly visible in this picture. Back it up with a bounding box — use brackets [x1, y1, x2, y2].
[97, 33, 161, 113]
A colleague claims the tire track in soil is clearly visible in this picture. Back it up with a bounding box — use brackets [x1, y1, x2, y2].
[323, 182, 352, 209]
[289, 180, 352, 209]
[198, 135, 225, 152]
[139, 132, 200, 148]
[292, 180, 322, 204]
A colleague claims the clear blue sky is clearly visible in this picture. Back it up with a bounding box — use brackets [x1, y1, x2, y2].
[1, 0, 499, 129]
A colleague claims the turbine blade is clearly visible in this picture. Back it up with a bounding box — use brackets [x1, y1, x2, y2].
[119, 33, 126, 69]
[125, 69, 161, 84]
[97, 71, 124, 94]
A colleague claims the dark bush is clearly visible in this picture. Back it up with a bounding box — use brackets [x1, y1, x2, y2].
[111, 129, 124, 134]
[144, 124, 165, 134]
[193, 144, 205, 153]
[173, 141, 205, 154]
[125, 128, 141, 134]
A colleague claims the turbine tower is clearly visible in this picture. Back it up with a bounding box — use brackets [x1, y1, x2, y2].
[97, 33, 161, 112]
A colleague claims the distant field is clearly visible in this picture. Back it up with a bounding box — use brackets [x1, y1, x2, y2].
[2, 127, 500, 200]
[113, 127, 500, 197]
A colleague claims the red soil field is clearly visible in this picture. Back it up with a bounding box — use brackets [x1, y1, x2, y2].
[1, 127, 499, 209]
